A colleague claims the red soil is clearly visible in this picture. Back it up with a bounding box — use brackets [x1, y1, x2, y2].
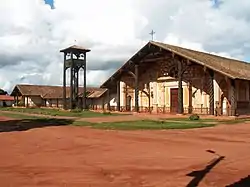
[0, 119, 250, 186]
[0, 116, 14, 121]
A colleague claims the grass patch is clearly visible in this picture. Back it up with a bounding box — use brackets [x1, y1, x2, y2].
[72, 120, 215, 130]
[0, 107, 127, 118]
[0, 110, 248, 131]
[0, 112, 41, 119]
[163, 117, 250, 125]
[218, 119, 250, 125]
[162, 118, 218, 122]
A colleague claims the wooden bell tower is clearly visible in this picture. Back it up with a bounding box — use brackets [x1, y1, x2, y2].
[60, 45, 91, 110]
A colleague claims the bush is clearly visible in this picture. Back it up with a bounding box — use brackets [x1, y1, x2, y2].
[102, 111, 112, 115]
[189, 114, 200, 121]
[71, 108, 82, 113]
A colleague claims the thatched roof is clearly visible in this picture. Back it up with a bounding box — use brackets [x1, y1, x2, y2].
[10, 84, 106, 99]
[101, 41, 250, 88]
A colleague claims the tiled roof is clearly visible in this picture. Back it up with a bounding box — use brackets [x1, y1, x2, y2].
[0, 95, 14, 101]
[101, 41, 250, 87]
[152, 41, 250, 80]
[10, 85, 106, 99]
[60, 45, 91, 53]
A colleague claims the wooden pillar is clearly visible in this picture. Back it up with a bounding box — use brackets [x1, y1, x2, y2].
[70, 52, 74, 110]
[102, 96, 105, 110]
[83, 55, 87, 110]
[49, 99, 52, 107]
[134, 64, 139, 112]
[14, 96, 16, 106]
[15, 94, 18, 106]
[56, 98, 59, 108]
[107, 89, 111, 111]
[230, 79, 236, 116]
[117, 81, 120, 111]
[63, 53, 67, 110]
[208, 70, 215, 115]
[177, 60, 184, 114]
[148, 86, 151, 113]
[76, 69, 79, 108]
[188, 82, 193, 114]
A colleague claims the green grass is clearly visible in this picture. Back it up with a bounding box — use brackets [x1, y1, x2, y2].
[0, 112, 215, 130]
[218, 119, 250, 125]
[0, 110, 248, 131]
[0, 112, 41, 119]
[0, 107, 126, 118]
[162, 118, 218, 122]
[163, 117, 250, 125]
[72, 120, 215, 130]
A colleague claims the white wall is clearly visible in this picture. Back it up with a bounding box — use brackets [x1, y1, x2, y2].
[109, 93, 117, 107]
[0, 101, 14, 107]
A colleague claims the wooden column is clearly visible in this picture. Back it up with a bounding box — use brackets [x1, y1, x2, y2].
[83, 55, 87, 110]
[107, 89, 111, 111]
[102, 96, 105, 110]
[76, 69, 79, 108]
[148, 86, 151, 113]
[117, 81, 121, 111]
[70, 52, 74, 110]
[134, 64, 139, 112]
[230, 79, 236, 116]
[177, 60, 184, 114]
[188, 82, 193, 114]
[14, 95, 16, 106]
[16, 94, 18, 106]
[56, 98, 59, 108]
[208, 70, 215, 115]
[63, 53, 67, 110]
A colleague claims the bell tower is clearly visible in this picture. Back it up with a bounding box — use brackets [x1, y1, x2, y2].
[60, 45, 91, 110]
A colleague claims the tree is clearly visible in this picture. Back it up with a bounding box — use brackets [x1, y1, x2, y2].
[0, 89, 7, 95]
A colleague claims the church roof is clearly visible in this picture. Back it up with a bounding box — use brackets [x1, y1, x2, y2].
[101, 41, 250, 88]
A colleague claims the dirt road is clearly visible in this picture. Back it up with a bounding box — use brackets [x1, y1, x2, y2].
[0, 117, 250, 186]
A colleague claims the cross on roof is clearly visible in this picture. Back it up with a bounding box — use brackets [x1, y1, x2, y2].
[149, 30, 156, 41]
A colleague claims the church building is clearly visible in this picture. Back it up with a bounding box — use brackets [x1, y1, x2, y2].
[101, 41, 250, 116]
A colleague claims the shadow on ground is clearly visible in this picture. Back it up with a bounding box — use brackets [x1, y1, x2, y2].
[226, 175, 250, 187]
[186, 154, 225, 187]
[0, 118, 74, 133]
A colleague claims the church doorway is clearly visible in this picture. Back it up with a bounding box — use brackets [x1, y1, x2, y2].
[170, 88, 178, 113]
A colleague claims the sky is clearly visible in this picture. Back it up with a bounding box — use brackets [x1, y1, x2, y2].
[44, 0, 54, 8]
[1, 0, 250, 93]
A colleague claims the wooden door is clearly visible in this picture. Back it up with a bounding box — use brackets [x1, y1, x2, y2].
[170, 88, 178, 113]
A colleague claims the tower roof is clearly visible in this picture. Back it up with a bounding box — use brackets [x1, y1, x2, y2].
[60, 45, 91, 53]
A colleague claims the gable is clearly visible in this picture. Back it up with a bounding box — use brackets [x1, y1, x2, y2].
[101, 41, 250, 88]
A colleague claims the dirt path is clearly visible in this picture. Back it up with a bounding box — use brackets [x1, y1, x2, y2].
[0, 117, 250, 186]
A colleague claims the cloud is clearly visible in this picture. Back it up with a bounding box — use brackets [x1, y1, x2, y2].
[1, 0, 250, 93]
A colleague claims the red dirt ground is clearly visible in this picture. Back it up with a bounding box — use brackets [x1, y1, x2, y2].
[0, 117, 250, 187]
